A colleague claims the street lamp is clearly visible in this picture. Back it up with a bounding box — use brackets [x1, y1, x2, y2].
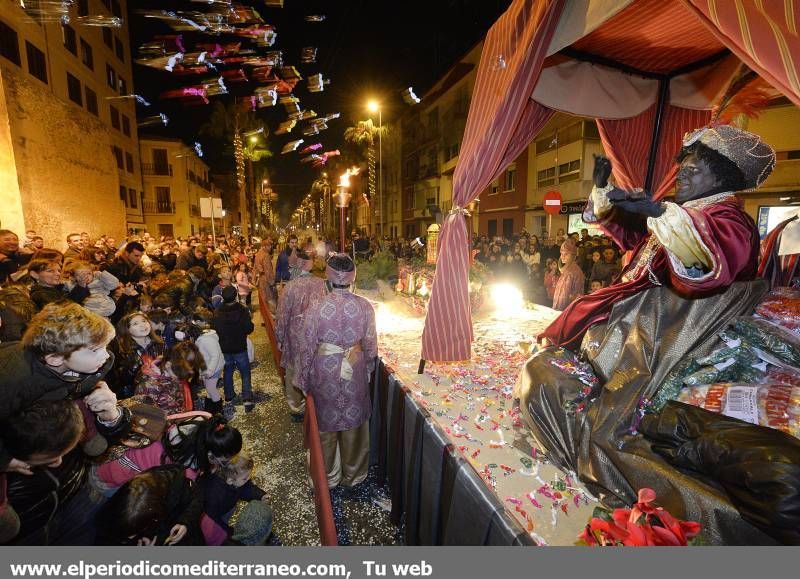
[367, 100, 382, 238]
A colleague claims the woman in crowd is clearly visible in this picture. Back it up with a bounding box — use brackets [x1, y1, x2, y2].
[133, 341, 205, 414]
[27, 259, 90, 310]
[543, 257, 560, 302]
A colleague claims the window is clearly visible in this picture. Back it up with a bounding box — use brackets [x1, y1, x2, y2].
[106, 63, 116, 89]
[155, 187, 172, 212]
[101, 0, 111, 9]
[77, 0, 89, 16]
[120, 185, 127, 206]
[25, 42, 48, 84]
[558, 159, 581, 183]
[109, 106, 120, 130]
[80, 38, 93, 70]
[114, 37, 124, 62]
[503, 168, 516, 191]
[85, 86, 98, 115]
[503, 218, 514, 239]
[122, 115, 130, 136]
[152, 149, 169, 174]
[537, 167, 556, 188]
[112, 146, 123, 169]
[111, 0, 122, 17]
[125, 152, 134, 173]
[128, 188, 138, 208]
[0, 21, 21, 66]
[66, 73, 82, 105]
[489, 180, 499, 195]
[62, 25, 77, 55]
[102, 27, 112, 48]
[488, 219, 498, 238]
[118, 76, 127, 95]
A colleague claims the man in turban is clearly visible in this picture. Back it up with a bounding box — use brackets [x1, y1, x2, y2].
[276, 250, 326, 421]
[298, 254, 377, 489]
[540, 124, 775, 350]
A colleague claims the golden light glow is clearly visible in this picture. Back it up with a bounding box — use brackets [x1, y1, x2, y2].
[367, 100, 380, 113]
[374, 302, 421, 335]
[338, 166, 360, 187]
[490, 283, 524, 315]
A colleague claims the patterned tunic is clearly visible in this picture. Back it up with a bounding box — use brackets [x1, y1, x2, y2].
[552, 262, 585, 310]
[275, 273, 327, 373]
[298, 289, 378, 432]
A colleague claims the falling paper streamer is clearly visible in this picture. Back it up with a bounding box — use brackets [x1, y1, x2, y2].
[105, 94, 152, 107]
[300, 47, 317, 64]
[73, 15, 123, 28]
[138, 113, 170, 127]
[402, 87, 421, 105]
[307, 73, 327, 93]
[194, 142, 204, 157]
[490, 54, 507, 71]
[299, 143, 323, 155]
[275, 120, 297, 135]
[305, 14, 326, 22]
[165, 52, 184, 72]
[281, 140, 304, 154]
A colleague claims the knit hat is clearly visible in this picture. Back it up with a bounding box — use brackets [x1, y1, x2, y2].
[560, 238, 578, 256]
[230, 500, 273, 545]
[222, 285, 237, 303]
[682, 124, 776, 190]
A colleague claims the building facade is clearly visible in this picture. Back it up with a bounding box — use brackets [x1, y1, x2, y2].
[0, 0, 144, 245]
[139, 136, 222, 238]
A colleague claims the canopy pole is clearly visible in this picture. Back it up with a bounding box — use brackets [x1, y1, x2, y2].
[645, 79, 669, 192]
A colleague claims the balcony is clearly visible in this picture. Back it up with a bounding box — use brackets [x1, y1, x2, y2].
[142, 200, 176, 214]
[142, 163, 173, 176]
[190, 204, 201, 217]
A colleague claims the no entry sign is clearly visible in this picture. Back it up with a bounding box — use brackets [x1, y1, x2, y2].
[543, 190, 562, 215]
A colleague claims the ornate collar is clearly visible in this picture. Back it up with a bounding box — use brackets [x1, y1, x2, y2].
[683, 191, 735, 209]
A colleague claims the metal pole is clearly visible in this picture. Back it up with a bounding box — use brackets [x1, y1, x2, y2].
[339, 206, 346, 252]
[645, 79, 669, 192]
[378, 109, 383, 238]
[210, 199, 217, 248]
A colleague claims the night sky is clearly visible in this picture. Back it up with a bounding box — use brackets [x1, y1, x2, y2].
[129, 1, 511, 220]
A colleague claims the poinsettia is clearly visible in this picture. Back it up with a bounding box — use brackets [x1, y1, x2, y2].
[577, 488, 702, 547]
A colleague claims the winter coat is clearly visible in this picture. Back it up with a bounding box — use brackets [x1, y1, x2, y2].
[211, 302, 254, 354]
[195, 331, 224, 377]
[154, 277, 195, 315]
[29, 283, 89, 311]
[0, 343, 127, 470]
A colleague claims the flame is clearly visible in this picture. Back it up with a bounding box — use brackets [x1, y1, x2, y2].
[338, 166, 361, 187]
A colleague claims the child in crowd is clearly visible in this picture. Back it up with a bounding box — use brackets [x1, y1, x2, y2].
[234, 263, 255, 308]
[96, 464, 203, 546]
[543, 258, 560, 302]
[212, 286, 255, 412]
[133, 341, 206, 415]
[589, 279, 604, 293]
[211, 269, 232, 309]
[0, 400, 85, 544]
[201, 453, 273, 544]
[191, 308, 225, 415]
[109, 311, 167, 399]
[0, 302, 127, 476]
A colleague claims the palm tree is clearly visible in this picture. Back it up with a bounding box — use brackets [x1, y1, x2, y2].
[343, 119, 387, 203]
[200, 101, 272, 236]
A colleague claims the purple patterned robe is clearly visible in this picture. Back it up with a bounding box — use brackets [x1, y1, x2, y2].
[552, 261, 585, 311]
[275, 273, 327, 373]
[299, 289, 378, 432]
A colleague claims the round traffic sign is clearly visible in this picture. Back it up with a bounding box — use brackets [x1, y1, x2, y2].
[543, 190, 562, 215]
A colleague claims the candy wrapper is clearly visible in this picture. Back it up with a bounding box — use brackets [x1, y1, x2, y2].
[677, 382, 800, 439]
[733, 317, 800, 368]
[755, 287, 800, 334]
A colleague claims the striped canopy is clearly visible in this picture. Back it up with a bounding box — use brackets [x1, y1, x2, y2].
[421, 0, 800, 363]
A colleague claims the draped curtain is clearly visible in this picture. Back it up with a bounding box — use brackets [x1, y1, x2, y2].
[420, 0, 566, 362]
[597, 104, 712, 200]
[681, 0, 800, 108]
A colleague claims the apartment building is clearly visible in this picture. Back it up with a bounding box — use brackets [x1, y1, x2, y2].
[0, 0, 144, 243]
[139, 136, 222, 238]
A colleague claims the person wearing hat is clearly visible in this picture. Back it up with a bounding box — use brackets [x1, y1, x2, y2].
[298, 254, 377, 488]
[551, 238, 585, 311]
[540, 124, 775, 350]
[276, 250, 326, 422]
